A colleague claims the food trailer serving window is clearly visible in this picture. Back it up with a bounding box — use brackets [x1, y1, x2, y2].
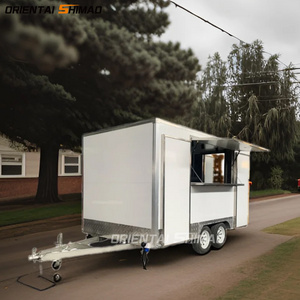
[191, 141, 234, 184]
[190, 137, 269, 185]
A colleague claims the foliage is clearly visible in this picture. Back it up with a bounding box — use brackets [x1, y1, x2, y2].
[268, 166, 284, 189]
[193, 41, 298, 157]
[227, 41, 298, 162]
[190, 40, 299, 189]
[0, 0, 200, 202]
[189, 53, 230, 136]
[280, 122, 300, 190]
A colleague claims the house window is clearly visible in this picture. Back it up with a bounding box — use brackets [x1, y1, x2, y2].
[1, 154, 24, 176]
[63, 155, 81, 175]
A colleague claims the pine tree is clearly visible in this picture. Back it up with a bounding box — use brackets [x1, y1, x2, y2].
[191, 53, 230, 136]
[0, 0, 200, 202]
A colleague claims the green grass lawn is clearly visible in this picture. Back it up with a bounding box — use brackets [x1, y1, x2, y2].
[250, 189, 291, 198]
[218, 217, 300, 300]
[263, 217, 300, 236]
[0, 201, 81, 227]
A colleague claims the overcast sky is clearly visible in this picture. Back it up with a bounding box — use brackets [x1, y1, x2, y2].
[160, 0, 300, 70]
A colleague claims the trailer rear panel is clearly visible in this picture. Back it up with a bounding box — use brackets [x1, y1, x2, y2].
[83, 122, 154, 234]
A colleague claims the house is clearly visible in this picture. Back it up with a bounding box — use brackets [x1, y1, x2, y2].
[0, 136, 82, 200]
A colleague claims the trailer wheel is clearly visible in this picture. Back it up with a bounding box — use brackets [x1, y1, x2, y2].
[211, 223, 227, 249]
[51, 260, 62, 271]
[53, 273, 62, 283]
[192, 226, 212, 255]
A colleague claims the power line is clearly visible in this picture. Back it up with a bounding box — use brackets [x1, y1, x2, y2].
[170, 1, 291, 69]
[209, 82, 278, 88]
[241, 68, 300, 76]
[261, 50, 288, 68]
[225, 81, 278, 87]
[210, 82, 300, 88]
[256, 98, 294, 102]
[170, 1, 249, 46]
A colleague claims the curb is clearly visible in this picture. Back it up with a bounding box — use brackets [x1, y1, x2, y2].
[250, 193, 295, 202]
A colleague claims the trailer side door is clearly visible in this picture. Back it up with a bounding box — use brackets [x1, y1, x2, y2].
[236, 152, 250, 227]
[163, 137, 190, 246]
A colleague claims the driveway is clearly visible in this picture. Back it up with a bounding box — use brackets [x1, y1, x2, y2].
[0, 194, 299, 300]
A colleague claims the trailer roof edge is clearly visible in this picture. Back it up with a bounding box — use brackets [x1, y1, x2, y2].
[83, 118, 214, 137]
[82, 118, 269, 152]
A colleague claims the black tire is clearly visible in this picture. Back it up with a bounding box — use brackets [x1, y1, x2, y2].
[211, 223, 227, 249]
[53, 273, 62, 283]
[192, 226, 212, 255]
[51, 260, 62, 271]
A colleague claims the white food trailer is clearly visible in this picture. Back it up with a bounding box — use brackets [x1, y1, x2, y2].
[28, 118, 268, 282]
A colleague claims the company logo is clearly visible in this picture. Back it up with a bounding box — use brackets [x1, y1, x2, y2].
[58, 4, 102, 14]
[4, 4, 102, 15]
[110, 233, 218, 245]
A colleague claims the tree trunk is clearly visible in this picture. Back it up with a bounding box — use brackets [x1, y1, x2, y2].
[35, 143, 61, 203]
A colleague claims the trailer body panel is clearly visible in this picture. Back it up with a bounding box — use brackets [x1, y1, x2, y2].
[83, 122, 153, 230]
[190, 185, 235, 224]
[236, 152, 250, 227]
[82, 118, 268, 246]
[163, 137, 190, 245]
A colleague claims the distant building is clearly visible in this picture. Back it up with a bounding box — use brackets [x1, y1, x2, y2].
[0, 136, 82, 200]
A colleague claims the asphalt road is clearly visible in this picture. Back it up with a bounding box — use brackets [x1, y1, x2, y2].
[1, 194, 300, 300]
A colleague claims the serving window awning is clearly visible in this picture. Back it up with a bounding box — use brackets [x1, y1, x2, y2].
[191, 136, 269, 152]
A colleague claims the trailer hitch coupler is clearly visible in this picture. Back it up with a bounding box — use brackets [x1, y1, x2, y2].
[28, 247, 40, 262]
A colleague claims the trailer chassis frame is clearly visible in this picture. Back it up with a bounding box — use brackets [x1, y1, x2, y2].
[28, 233, 144, 282]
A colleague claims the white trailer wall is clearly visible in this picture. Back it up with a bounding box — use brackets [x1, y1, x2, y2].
[236, 152, 250, 227]
[83, 123, 154, 229]
[190, 186, 235, 224]
[163, 137, 190, 245]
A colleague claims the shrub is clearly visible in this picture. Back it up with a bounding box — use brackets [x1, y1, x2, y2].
[269, 166, 284, 189]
